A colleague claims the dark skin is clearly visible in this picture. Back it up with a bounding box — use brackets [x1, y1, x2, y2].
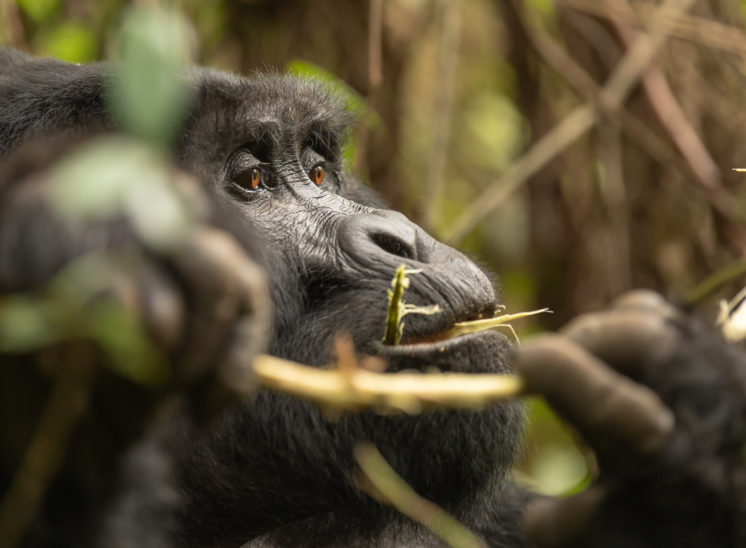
[1, 48, 745, 547]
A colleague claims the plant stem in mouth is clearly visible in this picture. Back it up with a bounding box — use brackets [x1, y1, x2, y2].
[382, 264, 440, 346]
[253, 354, 525, 412]
[444, 308, 552, 342]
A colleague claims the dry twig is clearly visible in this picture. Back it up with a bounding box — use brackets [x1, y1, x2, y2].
[0, 361, 95, 548]
[423, 0, 462, 231]
[515, 0, 680, 171]
[356, 0, 384, 177]
[252, 354, 524, 413]
[354, 442, 487, 548]
[614, 16, 721, 191]
[555, 0, 746, 58]
[444, 0, 698, 245]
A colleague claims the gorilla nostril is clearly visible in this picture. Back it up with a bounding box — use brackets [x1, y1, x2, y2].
[371, 232, 415, 260]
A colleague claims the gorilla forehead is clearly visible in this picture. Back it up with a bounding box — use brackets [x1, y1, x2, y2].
[181, 70, 352, 163]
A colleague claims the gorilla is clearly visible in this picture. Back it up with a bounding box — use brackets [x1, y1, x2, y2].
[1, 48, 745, 548]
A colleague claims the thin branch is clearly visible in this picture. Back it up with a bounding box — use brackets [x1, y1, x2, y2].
[515, 0, 681, 173]
[0, 0, 25, 48]
[368, 0, 384, 94]
[423, 0, 462, 231]
[443, 0, 698, 245]
[354, 442, 487, 548]
[252, 354, 524, 413]
[614, 18, 721, 191]
[612, 8, 746, 253]
[0, 362, 94, 548]
[684, 258, 746, 307]
[555, 0, 746, 58]
[356, 0, 384, 178]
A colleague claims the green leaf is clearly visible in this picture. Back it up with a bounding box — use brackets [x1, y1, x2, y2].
[0, 296, 57, 352]
[107, 7, 194, 144]
[287, 60, 367, 116]
[49, 137, 201, 250]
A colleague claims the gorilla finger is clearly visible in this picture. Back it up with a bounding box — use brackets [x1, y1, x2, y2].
[612, 289, 680, 318]
[168, 228, 268, 385]
[132, 261, 185, 350]
[561, 309, 679, 376]
[517, 335, 675, 458]
[102, 258, 185, 351]
[523, 487, 605, 547]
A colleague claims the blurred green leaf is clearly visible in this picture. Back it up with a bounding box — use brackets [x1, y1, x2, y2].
[49, 137, 202, 250]
[38, 22, 97, 63]
[461, 92, 526, 173]
[107, 6, 194, 144]
[517, 398, 591, 496]
[0, 253, 169, 386]
[527, 442, 590, 496]
[85, 303, 169, 386]
[0, 296, 57, 352]
[525, 0, 557, 27]
[17, 0, 59, 23]
[287, 60, 367, 116]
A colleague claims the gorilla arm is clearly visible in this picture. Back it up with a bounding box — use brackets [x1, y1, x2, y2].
[517, 291, 746, 547]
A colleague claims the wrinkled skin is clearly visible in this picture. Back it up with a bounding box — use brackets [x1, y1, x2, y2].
[1, 49, 745, 548]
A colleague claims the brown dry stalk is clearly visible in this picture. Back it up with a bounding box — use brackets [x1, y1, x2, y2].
[0, 362, 94, 548]
[444, 0, 698, 245]
[252, 354, 524, 413]
[354, 442, 487, 548]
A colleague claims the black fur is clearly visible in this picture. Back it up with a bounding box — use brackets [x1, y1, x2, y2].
[1, 49, 745, 548]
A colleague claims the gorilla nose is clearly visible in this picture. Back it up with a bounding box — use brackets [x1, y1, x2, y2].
[338, 210, 421, 267]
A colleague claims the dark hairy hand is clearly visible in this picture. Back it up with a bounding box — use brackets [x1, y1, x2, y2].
[0, 150, 269, 423]
[517, 290, 746, 547]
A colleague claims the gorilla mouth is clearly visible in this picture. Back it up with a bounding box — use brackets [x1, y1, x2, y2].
[370, 330, 513, 375]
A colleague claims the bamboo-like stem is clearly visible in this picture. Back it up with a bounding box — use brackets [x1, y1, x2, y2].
[354, 442, 487, 548]
[252, 354, 524, 413]
[444, 308, 552, 339]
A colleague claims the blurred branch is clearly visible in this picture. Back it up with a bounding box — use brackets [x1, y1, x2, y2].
[556, 0, 746, 58]
[252, 354, 524, 413]
[515, 0, 681, 173]
[598, 124, 631, 294]
[0, 361, 95, 548]
[354, 442, 487, 548]
[0, 0, 25, 47]
[423, 0, 462, 231]
[444, 0, 698, 245]
[684, 258, 746, 307]
[614, 18, 721, 191]
[612, 8, 746, 253]
[356, 0, 384, 178]
[368, 0, 383, 94]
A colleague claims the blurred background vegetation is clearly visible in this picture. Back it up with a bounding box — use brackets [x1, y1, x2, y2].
[3, 0, 746, 496]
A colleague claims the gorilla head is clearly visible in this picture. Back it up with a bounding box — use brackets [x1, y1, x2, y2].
[172, 71, 524, 546]
[0, 51, 524, 547]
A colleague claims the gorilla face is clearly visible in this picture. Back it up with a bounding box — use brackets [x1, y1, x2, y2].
[180, 74, 507, 369]
[171, 72, 524, 538]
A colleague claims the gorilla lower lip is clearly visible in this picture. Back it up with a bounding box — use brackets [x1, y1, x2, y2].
[371, 330, 513, 375]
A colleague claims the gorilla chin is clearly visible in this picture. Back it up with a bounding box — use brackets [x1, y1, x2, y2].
[234, 330, 523, 522]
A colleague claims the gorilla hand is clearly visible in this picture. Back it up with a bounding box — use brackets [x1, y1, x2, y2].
[517, 291, 746, 547]
[0, 145, 269, 423]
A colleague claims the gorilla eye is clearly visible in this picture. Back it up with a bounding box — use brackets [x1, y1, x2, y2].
[235, 167, 262, 190]
[310, 165, 325, 186]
